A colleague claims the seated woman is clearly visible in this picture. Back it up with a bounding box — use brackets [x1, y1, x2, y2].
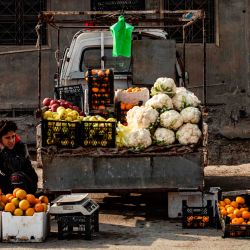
[0, 120, 38, 194]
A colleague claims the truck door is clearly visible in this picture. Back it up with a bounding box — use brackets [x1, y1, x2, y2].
[132, 40, 176, 85]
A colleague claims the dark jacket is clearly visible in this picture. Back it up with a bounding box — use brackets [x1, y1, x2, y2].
[0, 141, 38, 194]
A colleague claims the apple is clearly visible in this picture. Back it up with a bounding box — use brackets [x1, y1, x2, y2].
[72, 106, 81, 112]
[42, 97, 52, 107]
[79, 111, 85, 116]
[50, 99, 59, 106]
[51, 103, 59, 112]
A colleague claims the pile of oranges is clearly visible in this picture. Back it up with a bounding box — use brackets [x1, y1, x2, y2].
[218, 196, 250, 225]
[0, 188, 49, 216]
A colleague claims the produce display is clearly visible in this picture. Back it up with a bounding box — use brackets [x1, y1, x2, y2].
[116, 77, 203, 150]
[86, 68, 114, 113]
[115, 87, 150, 105]
[42, 97, 84, 122]
[218, 196, 250, 225]
[0, 188, 49, 216]
[81, 115, 117, 147]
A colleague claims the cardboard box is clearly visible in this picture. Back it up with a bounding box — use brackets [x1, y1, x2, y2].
[2, 211, 49, 242]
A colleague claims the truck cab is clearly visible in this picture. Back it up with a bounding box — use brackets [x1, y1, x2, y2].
[59, 29, 181, 90]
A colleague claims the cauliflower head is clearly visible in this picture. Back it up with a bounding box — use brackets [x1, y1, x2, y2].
[180, 107, 201, 124]
[127, 106, 159, 129]
[160, 110, 183, 131]
[151, 77, 176, 97]
[154, 128, 175, 145]
[145, 93, 173, 112]
[126, 128, 152, 149]
[172, 87, 201, 111]
[176, 123, 202, 145]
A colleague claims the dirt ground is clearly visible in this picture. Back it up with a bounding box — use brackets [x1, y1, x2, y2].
[1, 163, 250, 249]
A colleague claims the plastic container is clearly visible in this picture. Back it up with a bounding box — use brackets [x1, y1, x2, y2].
[54, 84, 84, 110]
[80, 121, 116, 148]
[1, 211, 49, 242]
[182, 200, 214, 228]
[57, 211, 99, 240]
[41, 120, 80, 148]
[87, 68, 114, 112]
[217, 191, 250, 238]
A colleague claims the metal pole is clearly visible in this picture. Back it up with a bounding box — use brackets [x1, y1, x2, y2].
[57, 28, 60, 87]
[182, 26, 186, 87]
[203, 13, 207, 106]
[38, 23, 42, 111]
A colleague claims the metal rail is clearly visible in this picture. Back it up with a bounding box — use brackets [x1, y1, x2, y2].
[36, 9, 206, 112]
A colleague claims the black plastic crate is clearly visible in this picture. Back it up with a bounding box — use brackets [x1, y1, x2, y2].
[217, 192, 250, 238]
[42, 120, 80, 148]
[80, 121, 116, 147]
[87, 68, 114, 111]
[182, 200, 213, 228]
[57, 211, 99, 240]
[54, 84, 84, 110]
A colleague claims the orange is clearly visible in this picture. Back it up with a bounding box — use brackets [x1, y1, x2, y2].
[19, 199, 30, 211]
[236, 196, 245, 204]
[233, 209, 242, 218]
[1, 195, 8, 204]
[42, 203, 48, 212]
[219, 201, 226, 207]
[13, 188, 21, 197]
[232, 218, 241, 224]
[4, 202, 16, 213]
[7, 195, 14, 202]
[225, 204, 231, 209]
[247, 221, 250, 225]
[224, 198, 231, 205]
[34, 203, 45, 212]
[242, 211, 250, 219]
[220, 209, 227, 216]
[0, 201, 5, 210]
[11, 197, 19, 207]
[25, 207, 35, 216]
[15, 189, 27, 200]
[26, 194, 36, 205]
[14, 208, 23, 216]
[39, 195, 49, 204]
[238, 218, 244, 224]
[5, 193, 13, 199]
[35, 198, 41, 204]
[227, 213, 236, 220]
[226, 206, 234, 214]
[230, 201, 238, 209]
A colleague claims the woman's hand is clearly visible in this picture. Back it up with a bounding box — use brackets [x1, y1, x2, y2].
[0, 142, 4, 150]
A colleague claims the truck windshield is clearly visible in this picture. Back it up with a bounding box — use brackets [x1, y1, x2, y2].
[80, 47, 131, 74]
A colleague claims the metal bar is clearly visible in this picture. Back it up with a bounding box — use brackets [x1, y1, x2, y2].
[41, 10, 202, 16]
[38, 23, 41, 111]
[203, 12, 207, 106]
[47, 25, 184, 29]
[57, 28, 60, 87]
[182, 26, 186, 87]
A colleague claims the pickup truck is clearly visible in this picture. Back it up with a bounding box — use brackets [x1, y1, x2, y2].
[37, 28, 207, 193]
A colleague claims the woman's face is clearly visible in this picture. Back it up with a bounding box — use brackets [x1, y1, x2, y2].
[1, 131, 16, 150]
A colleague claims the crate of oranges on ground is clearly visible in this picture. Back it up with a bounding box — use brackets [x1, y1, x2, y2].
[0, 188, 50, 242]
[182, 200, 214, 228]
[217, 191, 250, 238]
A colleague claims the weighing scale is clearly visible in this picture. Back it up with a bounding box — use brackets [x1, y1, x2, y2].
[49, 193, 99, 240]
[50, 193, 99, 216]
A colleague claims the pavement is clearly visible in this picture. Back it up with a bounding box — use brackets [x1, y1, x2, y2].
[1, 163, 250, 249]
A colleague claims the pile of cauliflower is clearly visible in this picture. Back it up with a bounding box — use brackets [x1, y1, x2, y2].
[116, 77, 202, 149]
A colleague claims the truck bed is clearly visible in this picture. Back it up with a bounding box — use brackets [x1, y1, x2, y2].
[40, 145, 205, 193]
